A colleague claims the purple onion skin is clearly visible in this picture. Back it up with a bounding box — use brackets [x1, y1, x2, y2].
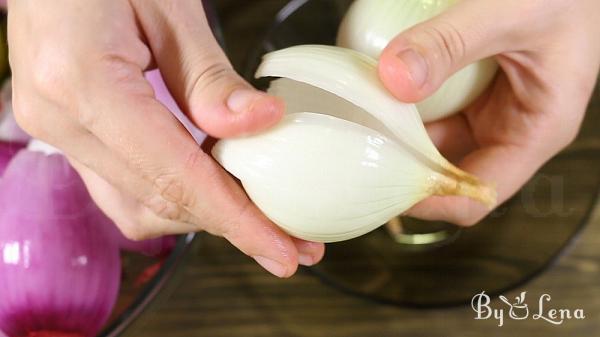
[0, 142, 24, 177]
[0, 151, 121, 337]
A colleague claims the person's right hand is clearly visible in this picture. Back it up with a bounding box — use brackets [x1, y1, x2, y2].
[378, 0, 600, 226]
[8, 0, 325, 277]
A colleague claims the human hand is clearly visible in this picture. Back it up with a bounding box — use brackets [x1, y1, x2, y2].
[8, 0, 324, 277]
[378, 0, 600, 225]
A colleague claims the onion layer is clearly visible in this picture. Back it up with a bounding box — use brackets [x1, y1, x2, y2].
[214, 45, 496, 242]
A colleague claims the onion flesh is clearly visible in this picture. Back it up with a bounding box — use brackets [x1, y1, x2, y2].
[214, 112, 432, 242]
[214, 45, 496, 242]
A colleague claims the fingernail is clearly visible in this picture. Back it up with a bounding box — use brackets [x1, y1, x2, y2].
[396, 48, 428, 89]
[227, 89, 259, 115]
[298, 253, 315, 266]
[294, 240, 322, 266]
[253, 256, 288, 278]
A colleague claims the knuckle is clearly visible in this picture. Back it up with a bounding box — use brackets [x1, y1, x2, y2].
[154, 173, 188, 206]
[144, 149, 211, 224]
[119, 224, 149, 242]
[557, 123, 580, 149]
[422, 21, 466, 67]
[153, 152, 205, 209]
[142, 191, 189, 223]
[78, 54, 147, 130]
[11, 96, 46, 138]
[147, 170, 199, 223]
[30, 55, 74, 104]
[182, 148, 212, 181]
[186, 60, 232, 99]
[97, 53, 153, 94]
[76, 105, 101, 130]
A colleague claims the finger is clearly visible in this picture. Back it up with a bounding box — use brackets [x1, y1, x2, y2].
[69, 136, 324, 266]
[130, 0, 284, 138]
[69, 158, 196, 241]
[78, 61, 299, 277]
[408, 70, 574, 226]
[407, 143, 546, 226]
[292, 238, 326, 267]
[425, 113, 477, 163]
[19, 103, 201, 237]
[15, 75, 270, 260]
[378, 0, 519, 103]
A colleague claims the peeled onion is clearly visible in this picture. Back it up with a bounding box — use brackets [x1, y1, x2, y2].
[337, 0, 498, 122]
[213, 45, 495, 243]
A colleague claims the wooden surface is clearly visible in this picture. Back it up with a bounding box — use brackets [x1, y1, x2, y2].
[120, 1, 600, 336]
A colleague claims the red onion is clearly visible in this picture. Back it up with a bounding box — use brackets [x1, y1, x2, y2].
[0, 150, 121, 337]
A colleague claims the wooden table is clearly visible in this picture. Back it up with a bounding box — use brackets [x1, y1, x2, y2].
[120, 1, 600, 336]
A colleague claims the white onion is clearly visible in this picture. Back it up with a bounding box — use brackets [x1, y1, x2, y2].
[213, 45, 495, 243]
[214, 112, 433, 242]
[337, 0, 498, 122]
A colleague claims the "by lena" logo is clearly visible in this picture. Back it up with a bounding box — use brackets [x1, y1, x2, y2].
[471, 291, 585, 327]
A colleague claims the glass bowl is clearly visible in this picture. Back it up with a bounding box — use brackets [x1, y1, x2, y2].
[99, 234, 195, 336]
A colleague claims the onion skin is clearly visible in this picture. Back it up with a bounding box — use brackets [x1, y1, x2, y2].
[0, 142, 24, 177]
[0, 151, 121, 337]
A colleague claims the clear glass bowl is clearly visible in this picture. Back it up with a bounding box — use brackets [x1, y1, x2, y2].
[99, 234, 195, 336]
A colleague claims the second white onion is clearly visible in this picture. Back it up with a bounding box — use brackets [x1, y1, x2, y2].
[337, 0, 498, 122]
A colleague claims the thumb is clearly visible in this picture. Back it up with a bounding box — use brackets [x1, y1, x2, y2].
[132, 0, 284, 138]
[378, 0, 513, 103]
